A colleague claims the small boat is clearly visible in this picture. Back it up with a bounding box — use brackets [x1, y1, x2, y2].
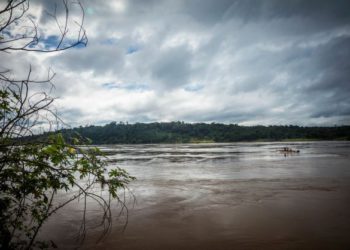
[279, 147, 300, 154]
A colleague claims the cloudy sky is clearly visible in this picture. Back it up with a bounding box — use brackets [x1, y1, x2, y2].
[2, 0, 350, 126]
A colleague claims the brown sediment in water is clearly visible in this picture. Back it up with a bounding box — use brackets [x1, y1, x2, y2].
[38, 142, 350, 249]
[42, 177, 350, 250]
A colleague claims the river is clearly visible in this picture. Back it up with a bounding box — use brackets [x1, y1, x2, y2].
[41, 141, 350, 249]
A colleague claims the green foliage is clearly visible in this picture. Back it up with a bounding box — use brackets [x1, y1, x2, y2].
[55, 122, 350, 144]
[1, 1, 135, 248]
[0, 89, 135, 249]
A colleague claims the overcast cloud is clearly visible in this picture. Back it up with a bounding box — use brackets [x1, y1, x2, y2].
[2, 0, 350, 126]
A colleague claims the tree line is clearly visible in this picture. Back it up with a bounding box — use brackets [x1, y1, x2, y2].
[34, 122, 350, 144]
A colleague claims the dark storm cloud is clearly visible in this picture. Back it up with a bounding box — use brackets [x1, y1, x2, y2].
[290, 35, 350, 120]
[51, 44, 126, 75]
[33, 0, 85, 23]
[184, 0, 350, 27]
[151, 45, 192, 90]
[5, 0, 349, 125]
[312, 36, 350, 92]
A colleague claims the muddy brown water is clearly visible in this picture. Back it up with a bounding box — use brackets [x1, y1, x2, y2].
[40, 141, 350, 249]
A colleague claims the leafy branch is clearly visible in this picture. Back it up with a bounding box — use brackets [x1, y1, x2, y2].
[0, 1, 135, 249]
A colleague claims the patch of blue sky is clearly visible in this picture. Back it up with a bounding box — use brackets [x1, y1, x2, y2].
[184, 83, 204, 92]
[76, 43, 86, 48]
[2, 30, 13, 39]
[126, 45, 139, 54]
[60, 38, 87, 49]
[102, 82, 150, 91]
[33, 36, 86, 50]
[28, 40, 38, 48]
[40, 35, 60, 49]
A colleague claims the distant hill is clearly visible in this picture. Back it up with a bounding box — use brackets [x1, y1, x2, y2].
[48, 122, 350, 144]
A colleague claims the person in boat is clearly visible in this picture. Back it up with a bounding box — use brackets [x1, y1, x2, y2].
[281, 147, 300, 153]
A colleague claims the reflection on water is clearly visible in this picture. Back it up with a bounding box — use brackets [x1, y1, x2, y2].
[102, 141, 350, 181]
[41, 141, 350, 249]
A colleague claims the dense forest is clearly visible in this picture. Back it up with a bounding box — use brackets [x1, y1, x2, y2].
[45, 122, 350, 144]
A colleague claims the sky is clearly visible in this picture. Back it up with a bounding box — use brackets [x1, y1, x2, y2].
[1, 0, 350, 127]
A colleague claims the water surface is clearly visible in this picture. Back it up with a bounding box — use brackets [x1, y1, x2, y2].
[42, 141, 350, 249]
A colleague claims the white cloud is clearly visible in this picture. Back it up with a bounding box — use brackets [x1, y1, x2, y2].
[1, 0, 350, 127]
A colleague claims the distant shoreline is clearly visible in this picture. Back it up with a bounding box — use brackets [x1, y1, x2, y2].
[91, 139, 350, 146]
[26, 122, 350, 144]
